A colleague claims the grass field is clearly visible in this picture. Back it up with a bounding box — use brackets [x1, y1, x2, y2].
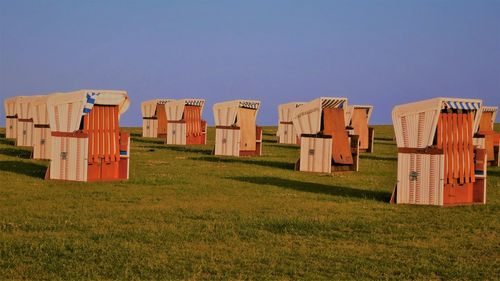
[0, 125, 498, 280]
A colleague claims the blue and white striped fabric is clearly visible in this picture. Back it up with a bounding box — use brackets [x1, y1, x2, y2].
[444, 101, 480, 111]
[239, 101, 260, 109]
[185, 99, 205, 107]
[83, 92, 100, 114]
[321, 98, 346, 109]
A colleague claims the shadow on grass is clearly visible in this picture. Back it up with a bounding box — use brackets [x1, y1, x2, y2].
[0, 147, 31, 159]
[0, 133, 15, 145]
[130, 132, 142, 137]
[0, 160, 47, 178]
[360, 154, 397, 162]
[374, 141, 396, 146]
[228, 176, 390, 202]
[191, 156, 295, 170]
[131, 137, 165, 145]
[0, 138, 15, 145]
[148, 146, 213, 155]
[375, 137, 395, 141]
[488, 169, 500, 177]
[267, 144, 300, 151]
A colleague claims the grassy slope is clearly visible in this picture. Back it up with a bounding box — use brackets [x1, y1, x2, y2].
[0, 125, 498, 280]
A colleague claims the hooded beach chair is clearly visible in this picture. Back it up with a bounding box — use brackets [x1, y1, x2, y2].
[15, 95, 41, 147]
[163, 99, 207, 145]
[141, 99, 173, 138]
[46, 90, 130, 182]
[213, 100, 262, 156]
[292, 97, 359, 173]
[4, 96, 18, 139]
[477, 106, 499, 166]
[345, 105, 375, 153]
[277, 102, 303, 144]
[391, 98, 487, 206]
[31, 95, 52, 160]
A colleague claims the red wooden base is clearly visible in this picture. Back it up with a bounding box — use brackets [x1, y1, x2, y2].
[186, 134, 206, 145]
[443, 183, 473, 205]
[443, 179, 485, 205]
[87, 159, 129, 182]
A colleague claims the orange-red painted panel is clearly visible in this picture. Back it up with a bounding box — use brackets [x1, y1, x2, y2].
[323, 108, 353, 165]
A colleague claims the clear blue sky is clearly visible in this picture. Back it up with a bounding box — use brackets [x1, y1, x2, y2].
[1, 0, 499, 126]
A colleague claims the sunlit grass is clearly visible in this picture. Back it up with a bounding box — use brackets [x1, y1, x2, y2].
[0, 125, 498, 280]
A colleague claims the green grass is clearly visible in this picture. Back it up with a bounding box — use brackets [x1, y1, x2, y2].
[0, 125, 498, 280]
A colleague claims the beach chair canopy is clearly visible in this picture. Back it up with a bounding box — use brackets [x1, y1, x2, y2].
[16, 95, 44, 120]
[164, 99, 205, 121]
[278, 102, 304, 123]
[392, 97, 482, 149]
[479, 106, 498, 132]
[213, 100, 261, 126]
[345, 105, 373, 126]
[30, 95, 50, 125]
[47, 90, 130, 132]
[4, 96, 18, 117]
[141, 99, 173, 118]
[292, 97, 348, 136]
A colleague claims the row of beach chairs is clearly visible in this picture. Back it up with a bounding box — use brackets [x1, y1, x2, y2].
[3, 91, 499, 207]
[5, 91, 131, 182]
